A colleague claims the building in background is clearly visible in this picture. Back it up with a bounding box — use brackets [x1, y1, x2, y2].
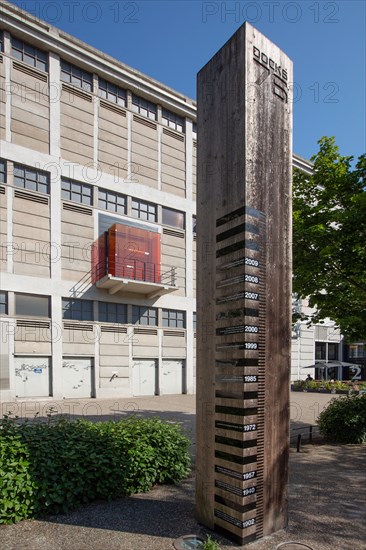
[0, 2, 356, 402]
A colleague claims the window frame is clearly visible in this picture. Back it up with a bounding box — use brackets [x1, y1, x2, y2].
[61, 177, 93, 206]
[98, 302, 127, 324]
[162, 206, 185, 230]
[11, 36, 48, 72]
[0, 159, 6, 184]
[98, 78, 126, 107]
[60, 60, 93, 92]
[131, 198, 157, 222]
[162, 108, 185, 133]
[62, 298, 93, 321]
[131, 94, 157, 121]
[98, 188, 127, 214]
[132, 306, 157, 326]
[13, 164, 50, 195]
[0, 291, 8, 315]
[15, 293, 50, 318]
[162, 309, 186, 329]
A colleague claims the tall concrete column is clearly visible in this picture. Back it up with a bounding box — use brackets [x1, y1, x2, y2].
[196, 22, 293, 545]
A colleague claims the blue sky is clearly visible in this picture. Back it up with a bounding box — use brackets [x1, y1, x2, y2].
[9, 0, 366, 161]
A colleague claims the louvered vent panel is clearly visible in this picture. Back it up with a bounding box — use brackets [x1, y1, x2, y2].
[63, 202, 92, 216]
[163, 330, 185, 337]
[63, 322, 93, 332]
[62, 83, 92, 102]
[133, 114, 157, 130]
[14, 190, 49, 204]
[0, 186, 5, 195]
[100, 100, 126, 116]
[134, 327, 158, 336]
[13, 61, 48, 82]
[101, 325, 127, 333]
[16, 319, 51, 329]
[163, 228, 185, 239]
[163, 128, 184, 142]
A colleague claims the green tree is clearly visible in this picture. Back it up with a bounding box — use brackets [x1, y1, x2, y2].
[292, 136, 366, 341]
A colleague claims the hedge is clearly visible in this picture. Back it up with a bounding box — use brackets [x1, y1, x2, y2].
[317, 393, 366, 444]
[0, 415, 191, 524]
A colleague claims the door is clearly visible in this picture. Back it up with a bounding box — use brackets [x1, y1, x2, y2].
[62, 357, 93, 398]
[133, 359, 156, 396]
[15, 356, 50, 398]
[161, 360, 183, 395]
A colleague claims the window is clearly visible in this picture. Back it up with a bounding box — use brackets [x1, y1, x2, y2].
[192, 215, 197, 234]
[98, 78, 126, 107]
[0, 31, 4, 53]
[61, 60, 93, 92]
[192, 122, 197, 139]
[0, 159, 6, 184]
[315, 342, 339, 361]
[131, 94, 157, 120]
[131, 198, 157, 222]
[193, 312, 196, 331]
[15, 294, 50, 317]
[62, 298, 93, 321]
[162, 108, 185, 133]
[99, 302, 127, 324]
[61, 177, 93, 206]
[98, 188, 126, 214]
[162, 207, 185, 230]
[11, 37, 48, 72]
[132, 306, 157, 326]
[13, 164, 50, 194]
[0, 291, 7, 315]
[162, 309, 185, 328]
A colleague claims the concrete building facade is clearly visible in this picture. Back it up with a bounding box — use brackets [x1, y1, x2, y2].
[0, 2, 344, 401]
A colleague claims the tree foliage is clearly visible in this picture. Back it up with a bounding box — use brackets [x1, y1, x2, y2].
[293, 136, 366, 341]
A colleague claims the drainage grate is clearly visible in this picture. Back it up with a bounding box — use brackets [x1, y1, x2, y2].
[173, 535, 204, 549]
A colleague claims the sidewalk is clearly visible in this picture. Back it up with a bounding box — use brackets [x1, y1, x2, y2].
[0, 394, 365, 549]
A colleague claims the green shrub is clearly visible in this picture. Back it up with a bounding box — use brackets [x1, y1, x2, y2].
[0, 430, 37, 523]
[317, 394, 366, 443]
[0, 415, 191, 523]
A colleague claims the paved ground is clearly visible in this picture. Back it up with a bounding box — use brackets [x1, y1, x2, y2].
[0, 393, 365, 550]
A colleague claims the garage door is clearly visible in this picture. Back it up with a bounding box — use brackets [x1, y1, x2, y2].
[161, 360, 183, 395]
[15, 357, 50, 398]
[62, 358, 93, 398]
[133, 359, 156, 396]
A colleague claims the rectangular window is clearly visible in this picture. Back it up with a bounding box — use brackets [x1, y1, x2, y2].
[15, 294, 50, 317]
[162, 309, 186, 328]
[11, 37, 48, 72]
[61, 177, 93, 206]
[62, 298, 93, 321]
[98, 302, 127, 324]
[162, 207, 185, 230]
[98, 78, 126, 107]
[0, 159, 6, 184]
[192, 122, 197, 139]
[13, 164, 50, 194]
[328, 343, 339, 361]
[131, 94, 157, 121]
[98, 188, 126, 214]
[60, 60, 93, 92]
[192, 215, 197, 234]
[0, 291, 8, 315]
[162, 108, 185, 133]
[193, 312, 196, 331]
[0, 31, 4, 53]
[132, 306, 157, 326]
[315, 342, 326, 361]
[131, 198, 157, 222]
